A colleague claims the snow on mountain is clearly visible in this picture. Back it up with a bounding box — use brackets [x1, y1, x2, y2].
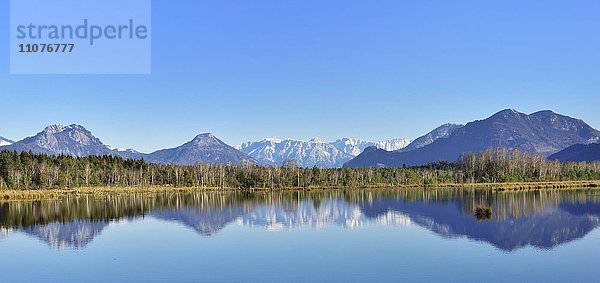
[375, 138, 412, 151]
[236, 138, 352, 168]
[238, 137, 412, 168]
[331, 138, 374, 156]
[0, 136, 13, 147]
[107, 145, 141, 155]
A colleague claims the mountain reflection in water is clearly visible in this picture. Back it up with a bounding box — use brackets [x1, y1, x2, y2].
[1, 189, 599, 251]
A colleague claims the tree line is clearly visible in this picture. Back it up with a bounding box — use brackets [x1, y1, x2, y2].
[0, 148, 599, 190]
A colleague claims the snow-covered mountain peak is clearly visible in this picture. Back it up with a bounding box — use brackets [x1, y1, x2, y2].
[334, 137, 363, 146]
[263, 138, 283, 143]
[238, 136, 412, 168]
[374, 138, 412, 152]
[0, 136, 14, 147]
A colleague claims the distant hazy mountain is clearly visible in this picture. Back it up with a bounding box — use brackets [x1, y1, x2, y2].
[1, 124, 141, 158]
[146, 133, 255, 166]
[237, 137, 411, 168]
[400, 123, 463, 152]
[0, 136, 13, 147]
[549, 143, 600, 162]
[345, 109, 600, 168]
[105, 146, 143, 159]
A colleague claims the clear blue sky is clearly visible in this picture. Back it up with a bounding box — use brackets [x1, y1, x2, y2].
[1, 0, 599, 153]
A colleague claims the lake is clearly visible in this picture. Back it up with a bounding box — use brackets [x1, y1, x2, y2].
[1, 188, 600, 282]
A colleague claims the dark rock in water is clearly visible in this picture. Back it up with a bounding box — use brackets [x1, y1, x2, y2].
[474, 207, 492, 221]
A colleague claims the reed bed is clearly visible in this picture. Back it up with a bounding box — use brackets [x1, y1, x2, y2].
[1, 180, 599, 201]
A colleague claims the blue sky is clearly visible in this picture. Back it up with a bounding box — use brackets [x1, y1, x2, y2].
[1, 0, 599, 152]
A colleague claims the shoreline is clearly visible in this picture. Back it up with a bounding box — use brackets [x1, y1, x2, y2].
[1, 180, 599, 201]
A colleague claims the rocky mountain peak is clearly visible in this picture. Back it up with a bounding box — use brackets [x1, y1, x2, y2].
[345, 109, 600, 168]
[43, 124, 68, 134]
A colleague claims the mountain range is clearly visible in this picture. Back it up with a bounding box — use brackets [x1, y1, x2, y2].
[0, 124, 137, 158]
[235, 137, 411, 168]
[1, 109, 599, 167]
[234, 127, 470, 168]
[0, 124, 413, 168]
[0, 125, 254, 166]
[344, 109, 600, 168]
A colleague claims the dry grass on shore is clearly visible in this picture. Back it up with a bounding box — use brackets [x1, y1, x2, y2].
[0, 186, 211, 201]
[1, 180, 599, 201]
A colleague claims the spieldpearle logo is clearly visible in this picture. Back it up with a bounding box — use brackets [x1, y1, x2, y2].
[10, 0, 151, 74]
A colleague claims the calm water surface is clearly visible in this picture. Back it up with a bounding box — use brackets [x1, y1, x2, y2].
[1, 188, 600, 282]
